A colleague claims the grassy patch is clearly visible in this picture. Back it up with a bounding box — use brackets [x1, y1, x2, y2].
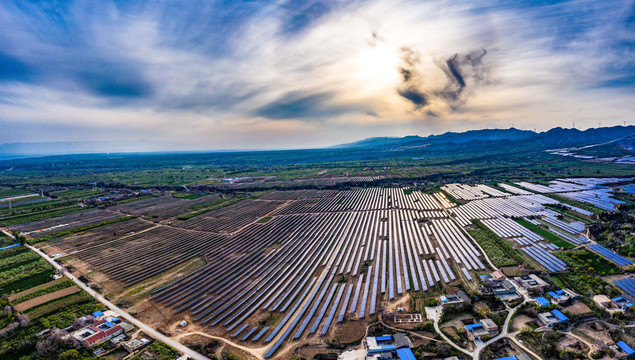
[514, 218, 575, 249]
[552, 250, 618, 296]
[0, 249, 38, 269]
[133, 342, 179, 360]
[553, 249, 620, 275]
[172, 192, 207, 199]
[257, 216, 272, 223]
[0, 269, 55, 294]
[467, 220, 523, 267]
[0, 258, 54, 290]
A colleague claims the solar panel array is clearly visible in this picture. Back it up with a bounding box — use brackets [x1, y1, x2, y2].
[521, 246, 567, 272]
[450, 194, 558, 226]
[147, 188, 488, 358]
[441, 184, 508, 201]
[588, 244, 634, 266]
[516, 178, 628, 211]
[613, 277, 635, 298]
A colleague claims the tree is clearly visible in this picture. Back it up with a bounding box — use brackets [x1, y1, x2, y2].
[17, 313, 29, 327]
[59, 349, 80, 360]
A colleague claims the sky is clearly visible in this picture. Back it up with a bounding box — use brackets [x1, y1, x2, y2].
[0, 0, 634, 151]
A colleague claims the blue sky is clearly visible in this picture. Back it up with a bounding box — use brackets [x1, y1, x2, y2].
[0, 0, 633, 150]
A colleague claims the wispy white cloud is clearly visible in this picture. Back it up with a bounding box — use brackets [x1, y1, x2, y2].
[0, 0, 633, 149]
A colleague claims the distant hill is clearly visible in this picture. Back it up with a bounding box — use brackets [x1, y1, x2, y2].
[0, 140, 195, 159]
[332, 128, 535, 149]
[333, 126, 635, 155]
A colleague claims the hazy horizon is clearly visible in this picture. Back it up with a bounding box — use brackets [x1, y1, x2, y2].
[1, 1, 634, 150]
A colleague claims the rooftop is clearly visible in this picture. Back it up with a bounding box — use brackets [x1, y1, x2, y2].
[617, 341, 635, 355]
[535, 297, 550, 307]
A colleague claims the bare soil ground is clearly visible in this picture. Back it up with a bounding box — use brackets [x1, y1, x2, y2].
[14, 286, 80, 312]
[500, 266, 529, 277]
[511, 314, 532, 332]
[296, 344, 337, 358]
[384, 293, 412, 312]
[564, 302, 591, 315]
[336, 321, 367, 344]
[440, 313, 474, 329]
[443, 326, 460, 342]
[556, 334, 588, 353]
[577, 321, 613, 344]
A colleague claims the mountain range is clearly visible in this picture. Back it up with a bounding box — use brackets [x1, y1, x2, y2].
[333, 126, 635, 156]
[1, 126, 634, 159]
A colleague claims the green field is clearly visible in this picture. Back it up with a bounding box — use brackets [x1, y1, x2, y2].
[553, 249, 620, 275]
[0, 187, 31, 198]
[0, 257, 54, 293]
[514, 218, 576, 249]
[0, 245, 109, 360]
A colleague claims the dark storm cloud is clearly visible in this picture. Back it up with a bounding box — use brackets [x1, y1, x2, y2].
[396, 47, 428, 109]
[0, 2, 155, 102]
[397, 87, 428, 109]
[396, 46, 489, 113]
[438, 49, 488, 102]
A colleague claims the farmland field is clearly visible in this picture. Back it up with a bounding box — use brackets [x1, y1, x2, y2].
[8, 278, 74, 303]
[0, 244, 108, 360]
[14, 285, 81, 312]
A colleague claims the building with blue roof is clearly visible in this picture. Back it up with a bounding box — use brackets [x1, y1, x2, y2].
[396, 348, 416, 360]
[92, 311, 104, 318]
[538, 309, 569, 327]
[365, 333, 413, 358]
[612, 296, 634, 310]
[547, 288, 578, 304]
[534, 297, 550, 307]
[0, 243, 21, 252]
[552, 309, 568, 321]
[613, 341, 635, 359]
[465, 319, 498, 341]
[493, 354, 532, 360]
[618, 341, 635, 354]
